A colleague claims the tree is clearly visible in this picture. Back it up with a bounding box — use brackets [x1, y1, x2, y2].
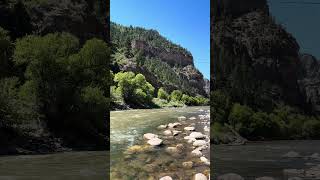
[170, 90, 183, 102]
[157, 87, 169, 100]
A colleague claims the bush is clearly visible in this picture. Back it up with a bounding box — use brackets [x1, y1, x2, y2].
[170, 90, 183, 102]
[302, 119, 320, 138]
[157, 87, 169, 100]
[228, 103, 253, 136]
[211, 90, 231, 124]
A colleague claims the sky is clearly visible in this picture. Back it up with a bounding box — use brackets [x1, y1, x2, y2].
[268, 0, 320, 58]
[110, 0, 210, 79]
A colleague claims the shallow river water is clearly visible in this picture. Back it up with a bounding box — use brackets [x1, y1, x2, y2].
[213, 140, 320, 180]
[110, 106, 210, 180]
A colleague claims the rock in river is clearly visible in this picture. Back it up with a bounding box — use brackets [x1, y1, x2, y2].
[160, 176, 173, 180]
[283, 151, 301, 158]
[184, 127, 195, 131]
[172, 130, 181, 136]
[158, 124, 167, 129]
[163, 130, 172, 136]
[193, 140, 207, 147]
[144, 133, 158, 140]
[191, 149, 202, 157]
[256, 177, 275, 180]
[217, 173, 244, 180]
[168, 122, 181, 128]
[194, 173, 208, 180]
[189, 132, 205, 139]
[147, 138, 163, 146]
[200, 156, 210, 165]
[182, 161, 193, 169]
[178, 116, 187, 121]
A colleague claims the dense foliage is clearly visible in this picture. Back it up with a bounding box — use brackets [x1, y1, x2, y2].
[0, 29, 109, 148]
[211, 90, 320, 140]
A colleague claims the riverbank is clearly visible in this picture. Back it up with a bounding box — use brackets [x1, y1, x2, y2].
[110, 106, 210, 180]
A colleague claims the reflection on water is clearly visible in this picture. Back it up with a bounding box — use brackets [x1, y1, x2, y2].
[0, 151, 108, 180]
[213, 140, 320, 180]
[110, 106, 210, 179]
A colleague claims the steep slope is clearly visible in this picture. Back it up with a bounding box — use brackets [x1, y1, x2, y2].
[111, 23, 208, 97]
[211, 0, 309, 112]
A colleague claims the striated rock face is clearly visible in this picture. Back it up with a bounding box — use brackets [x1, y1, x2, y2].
[212, 0, 308, 110]
[132, 39, 194, 67]
[298, 54, 320, 112]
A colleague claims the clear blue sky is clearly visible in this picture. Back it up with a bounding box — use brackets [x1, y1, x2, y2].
[268, 0, 320, 59]
[111, 0, 210, 79]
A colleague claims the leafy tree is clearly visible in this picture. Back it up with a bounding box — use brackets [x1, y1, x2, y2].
[170, 90, 183, 102]
[157, 87, 169, 100]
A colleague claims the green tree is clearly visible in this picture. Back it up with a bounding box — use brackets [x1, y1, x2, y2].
[170, 90, 183, 102]
[157, 87, 169, 100]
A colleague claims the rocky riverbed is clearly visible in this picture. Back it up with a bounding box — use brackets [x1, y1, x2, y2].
[110, 108, 210, 180]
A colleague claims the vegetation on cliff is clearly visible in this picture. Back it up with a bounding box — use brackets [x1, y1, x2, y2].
[110, 23, 209, 109]
[211, 0, 320, 141]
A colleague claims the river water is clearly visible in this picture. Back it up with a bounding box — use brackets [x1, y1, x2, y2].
[110, 106, 210, 180]
[0, 151, 108, 179]
[213, 140, 320, 180]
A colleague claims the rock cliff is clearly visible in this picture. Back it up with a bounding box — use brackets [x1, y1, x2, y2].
[211, 0, 317, 112]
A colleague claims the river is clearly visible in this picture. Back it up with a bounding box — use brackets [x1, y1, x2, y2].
[213, 140, 320, 179]
[110, 106, 210, 180]
[0, 151, 108, 179]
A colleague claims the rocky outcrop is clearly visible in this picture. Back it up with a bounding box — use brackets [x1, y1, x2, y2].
[132, 39, 193, 67]
[298, 54, 320, 112]
[212, 0, 308, 111]
[0, 0, 108, 43]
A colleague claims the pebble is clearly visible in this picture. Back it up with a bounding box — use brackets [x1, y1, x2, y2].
[184, 127, 195, 131]
[191, 149, 202, 157]
[193, 140, 207, 147]
[163, 130, 172, 136]
[200, 156, 210, 165]
[189, 132, 205, 139]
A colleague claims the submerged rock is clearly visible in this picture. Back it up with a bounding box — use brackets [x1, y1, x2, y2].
[189, 117, 196, 120]
[147, 138, 163, 146]
[158, 124, 167, 129]
[256, 177, 275, 180]
[194, 173, 208, 180]
[178, 116, 187, 121]
[217, 173, 244, 180]
[125, 145, 153, 154]
[283, 151, 301, 158]
[144, 133, 158, 140]
[182, 161, 193, 169]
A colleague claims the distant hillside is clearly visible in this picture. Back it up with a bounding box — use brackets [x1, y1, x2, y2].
[111, 22, 208, 97]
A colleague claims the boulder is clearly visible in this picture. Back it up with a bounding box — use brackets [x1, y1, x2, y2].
[217, 173, 244, 180]
[144, 133, 158, 140]
[200, 156, 210, 165]
[147, 138, 163, 146]
[193, 140, 207, 147]
[158, 124, 167, 129]
[184, 127, 195, 131]
[168, 122, 182, 128]
[191, 149, 202, 157]
[172, 130, 181, 136]
[159, 176, 173, 180]
[194, 173, 208, 180]
[189, 132, 205, 139]
[163, 130, 172, 136]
